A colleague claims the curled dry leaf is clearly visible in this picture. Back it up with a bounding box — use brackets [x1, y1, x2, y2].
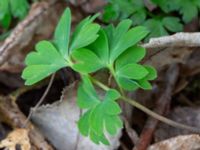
[31, 82, 121, 150]
[0, 129, 31, 150]
[148, 134, 200, 150]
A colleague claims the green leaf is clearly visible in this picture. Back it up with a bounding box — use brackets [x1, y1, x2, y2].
[71, 48, 103, 73]
[9, 0, 29, 19]
[179, 0, 198, 23]
[115, 46, 146, 70]
[0, 0, 9, 20]
[151, 0, 180, 12]
[162, 17, 183, 32]
[117, 77, 138, 91]
[131, 9, 146, 26]
[143, 18, 168, 41]
[87, 29, 109, 64]
[0, 11, 11, 29]
[110, 19, 132, 50]
[77, 77, 122, 144]
[102, 4, 119, 22]
[136, 79, 152, 90]
[78, 110, 91, 136]
[22, 41, 67, 85]
[69, 15, 100, 51]
[54, 8, 71, 58]
[144, 66, 157, 80]
[110, 25, 149, 62]
[77, 76, 99, 109]
[116, 63, 148, 80]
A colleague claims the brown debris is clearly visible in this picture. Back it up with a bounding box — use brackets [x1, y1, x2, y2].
[0, 96, 53, 150]
[0, 128, 31, 150]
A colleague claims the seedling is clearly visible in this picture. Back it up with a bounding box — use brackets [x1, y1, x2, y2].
[103, 0, 200, 40]
[0, 0, 29, 29]
[22, 8, 199, 145]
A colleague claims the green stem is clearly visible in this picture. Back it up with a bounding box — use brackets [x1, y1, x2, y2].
[90, 76, 200, 133]
[90, 76, 109, 91]
[108, 64, 125, 96]
[122, 96, 200, 133]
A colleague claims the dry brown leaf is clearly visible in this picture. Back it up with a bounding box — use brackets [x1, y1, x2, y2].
[0, 129, 31, 150]
[148, 134, 200, 150]
[154, 107, 200, 142]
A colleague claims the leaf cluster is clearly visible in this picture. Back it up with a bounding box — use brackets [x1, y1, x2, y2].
[22, 8, 157, 145]
[0, 0, 29, 29]
[103, 0, 200, 40]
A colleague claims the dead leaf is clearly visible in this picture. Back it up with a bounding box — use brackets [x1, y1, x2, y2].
[31, 82, 121, 150]
[154, 107, 200, 142]
[148, 134, 200, 150]
[0, 129, 31, 150]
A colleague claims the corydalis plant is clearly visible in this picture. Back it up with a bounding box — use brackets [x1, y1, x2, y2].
[0, 0, 29, 29]
[22, 8, 156, 144]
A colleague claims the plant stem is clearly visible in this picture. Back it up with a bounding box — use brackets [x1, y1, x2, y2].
[91, 76, 200, 133]
[90, 76, 109, 91]
[122, 96, 200, 133]
[108, 64, 125, 95]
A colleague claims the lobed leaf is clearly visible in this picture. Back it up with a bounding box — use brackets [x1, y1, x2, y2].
[116, 63, 148, 80]
[77, 76, 122, 144]
[54, 8, 71, 58]
[71, 48, 103, 73]
[9, 0, 29, 19]
[22, 41, 67, 85]
[69, 15, 100, 52]
[115, 45, 146, 70]
[110, 26, 149, 62]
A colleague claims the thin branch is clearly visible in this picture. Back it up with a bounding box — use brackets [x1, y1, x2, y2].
[23, 73, 55, 127]
[134, 64, 179, 150]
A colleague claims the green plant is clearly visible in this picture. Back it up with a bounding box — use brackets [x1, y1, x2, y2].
[103, 0, 200, 40]
[22, 8, 199, 145]
[0, 0, 29, 29]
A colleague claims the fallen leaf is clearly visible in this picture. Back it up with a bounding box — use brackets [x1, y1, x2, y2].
[31, 82, 121, 150]
[0, 128, 31, 150]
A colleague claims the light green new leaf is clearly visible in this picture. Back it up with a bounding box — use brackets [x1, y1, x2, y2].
[110, 26, 149, 61]
[117, 77, 138, 91]
[71, 48, 103, 73]
[77, 77, 122, 144]
[22, 41, 67, 85]
[136, 79, 152, 90]
[116, 63, 148, 80]
[88, 29, 109, 64]
[115, 45, 146, 70]
[144, 66, 157, 80]
[69, 15, 100, 51]
[54, 8, 71, 58]
[77, 76, 99, 109]
[110, 19, 132, 50]
[9, 0, 29, 19]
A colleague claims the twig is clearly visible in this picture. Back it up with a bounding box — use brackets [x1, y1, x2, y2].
[24, 73, 55, 127]
[0, 96, 53, 149]
[133, 64, 179, 150]
[123, 117, 139, 145]
[143, 32, 200, 48]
